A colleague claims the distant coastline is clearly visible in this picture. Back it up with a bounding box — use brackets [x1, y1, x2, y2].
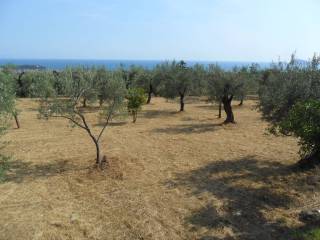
[0, 59, 272, 70]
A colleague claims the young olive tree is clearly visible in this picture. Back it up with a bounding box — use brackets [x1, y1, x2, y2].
[259, 55, 320, 166]
[0, 71, 20, 128]
[39, 70, 127, 168]
[160, 61, 192, 112]
[127, 88, 146, 123]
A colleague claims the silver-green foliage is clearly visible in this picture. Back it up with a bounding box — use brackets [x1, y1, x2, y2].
[38, 67, 127, 166]
[259, 55, 320, 124]
[0, 71, 15, 180]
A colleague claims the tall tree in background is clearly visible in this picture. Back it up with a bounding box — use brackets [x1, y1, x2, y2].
[207, 65, 226, 118]
[133, 69, 154, 104]
[160, 60, 192, 111]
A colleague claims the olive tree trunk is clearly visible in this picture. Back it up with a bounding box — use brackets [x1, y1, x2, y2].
[13, 113, 20, 129]
[83, 98, 87, 108]
[179, 93, 185, 112]
[146, 84, 153, 104]
[132, 111, 137, 123]
[239, 97, 244, 106]
[222, 95, 235, 124]
[218, 100, 222, 118]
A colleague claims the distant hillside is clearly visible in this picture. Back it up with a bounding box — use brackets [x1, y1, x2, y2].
[0, 64, 46, 71]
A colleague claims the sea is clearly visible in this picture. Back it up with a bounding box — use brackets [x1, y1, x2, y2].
[0, 59, 271, 71]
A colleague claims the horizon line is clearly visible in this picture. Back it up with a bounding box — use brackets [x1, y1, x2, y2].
[0, 57, 283, 63]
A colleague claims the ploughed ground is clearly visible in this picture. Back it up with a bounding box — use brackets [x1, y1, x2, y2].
[1, 97, 320, 240]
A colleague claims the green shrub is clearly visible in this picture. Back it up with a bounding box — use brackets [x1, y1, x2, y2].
[127, 88, 146, 123]
[279, 100, 320, 158]
[294, 228, 320, 240]
[0, 71, 15, 180]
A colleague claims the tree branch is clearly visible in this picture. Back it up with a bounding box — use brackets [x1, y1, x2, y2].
[97, 100, 116, 142]
[51, 115, 87, 130]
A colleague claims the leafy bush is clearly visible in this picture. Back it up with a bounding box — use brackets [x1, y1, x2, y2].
[259, 55, 320, 165]
[259, 55, 320, 124]
[278, 100, 320, 158]
[293, 228, 320, 240]
[0, 71, 15, 180]
[127, 88, 146, 123]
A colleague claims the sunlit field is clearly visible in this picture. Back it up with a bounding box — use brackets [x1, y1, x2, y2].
[1, 98, 319, 240]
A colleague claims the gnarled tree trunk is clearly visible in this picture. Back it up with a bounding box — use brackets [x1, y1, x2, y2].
[222, 95, 235, 124]
[218, 99, 222, 118]
[221, 84, 235, 124]
[179, 93, 185, 112]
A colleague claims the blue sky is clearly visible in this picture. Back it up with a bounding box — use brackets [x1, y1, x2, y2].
[0, 0, 319, 61]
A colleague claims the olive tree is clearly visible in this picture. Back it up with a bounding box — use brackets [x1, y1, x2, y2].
[207, 65, 226, 118]
[127, 88, 146, 123]
[0, 71, 16, 179]
[259, 55, 320, 166]
[160, 61, 192, 112]
[0, 71, 20, 128]
[95, 67, 110, 106]
[39, 69, 127, 168]
[189, 64, 208, 96]
[207, 65, 245, 123]
[132, 69, 156, 104]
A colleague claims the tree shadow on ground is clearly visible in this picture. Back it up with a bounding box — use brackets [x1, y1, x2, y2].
[94, 121, 128, 127]
[142, 109, 179, 119]
[167, 156, 320, 240]
[196, 104, 219, 110]
[153, 123, 223, 134]
[4, 159, 83, 183]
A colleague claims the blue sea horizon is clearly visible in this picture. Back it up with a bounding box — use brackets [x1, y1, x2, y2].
[0, 59, 271, 70]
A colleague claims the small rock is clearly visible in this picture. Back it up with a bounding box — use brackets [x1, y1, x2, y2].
[306, 176, 320, 186]
[233, 210, 242, 216]
[50, 222, 63, 228]
[70, 212, 80, 223]
[299, 209, 320, 224]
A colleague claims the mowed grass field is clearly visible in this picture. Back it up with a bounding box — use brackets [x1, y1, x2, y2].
[1, 97, 320, 240]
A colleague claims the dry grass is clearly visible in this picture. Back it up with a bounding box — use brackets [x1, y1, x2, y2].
[1, 97, 320, 240]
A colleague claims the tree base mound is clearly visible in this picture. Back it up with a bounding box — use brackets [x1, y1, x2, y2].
[295, 153, 320, 170]
[91, 156, 124, 180]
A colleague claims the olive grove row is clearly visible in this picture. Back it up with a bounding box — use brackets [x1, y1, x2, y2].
[1, 56, 320, 171]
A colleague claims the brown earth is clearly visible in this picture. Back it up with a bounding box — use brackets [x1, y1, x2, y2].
[1, 97, 320, 240]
